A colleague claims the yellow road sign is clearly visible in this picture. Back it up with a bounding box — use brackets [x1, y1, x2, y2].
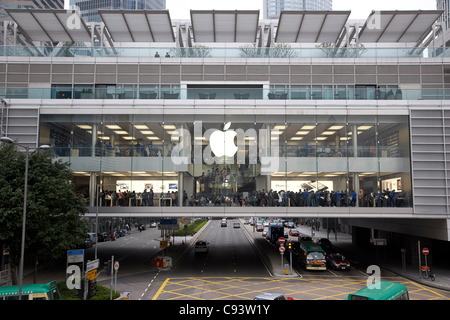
[160, 241, 168, 248]
[87, 269, 97, 280]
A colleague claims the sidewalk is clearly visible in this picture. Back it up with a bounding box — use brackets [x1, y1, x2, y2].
[294, 224, 450, 292]
[3, 227, 202, 287]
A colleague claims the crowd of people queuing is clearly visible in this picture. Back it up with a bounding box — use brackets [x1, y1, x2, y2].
[187, 188, 410, 208]
[96, 188, 188, 207]
[93, 186, 409, 208]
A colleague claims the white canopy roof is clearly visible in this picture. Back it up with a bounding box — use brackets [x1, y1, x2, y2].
[5, 8, 444, 47]
[98, 10, 175, 42]
[190, 10, 259, 43]
[6, 8, 91, 42]
[358, 10, 444, 43]
[275, 11, 351, 43]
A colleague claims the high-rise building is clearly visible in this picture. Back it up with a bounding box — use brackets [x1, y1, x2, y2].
[437, 0, 450, 29]
[69, 0, 166, 22]
[263, 0, 332, 19]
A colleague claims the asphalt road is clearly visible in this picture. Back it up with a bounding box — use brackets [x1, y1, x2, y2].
[91, 226, 164, 300]
[171, 219, 270, 277]
[86, 220, 450, 300]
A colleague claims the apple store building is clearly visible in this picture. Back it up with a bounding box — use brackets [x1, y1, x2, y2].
[3, 8, 450, 253]
[39, 113, 411, 209]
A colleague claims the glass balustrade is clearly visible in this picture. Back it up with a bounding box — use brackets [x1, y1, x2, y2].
[2, 86, 447, 100]
[0, 45, 448, 58]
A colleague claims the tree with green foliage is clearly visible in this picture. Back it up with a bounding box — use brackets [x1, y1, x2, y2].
[0, 142, 88, 284]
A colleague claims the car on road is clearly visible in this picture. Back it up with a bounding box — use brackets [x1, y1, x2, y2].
[285, 221, 295, 228]
[327, 253, 351, 270]
[262, 230, 268, 238]
[289, 229, 300, 237]
[298, 233, 312, 242]
[253, 292, 294, 300]
[233, 222, 240, 228]
[195, 240, 209, 253]
[150, 222, 157, 228]
[97, 232, 108, 242]
[317, 238, 333, 251]
[299, 234, 312, 243]
[256, 224, 264, 232]
[83, 237, 93, 248]
[221, 221, 227, 227]
[87, 233, 96, 245]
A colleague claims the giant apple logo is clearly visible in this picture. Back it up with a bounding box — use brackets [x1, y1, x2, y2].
[209, 122, 238, 157]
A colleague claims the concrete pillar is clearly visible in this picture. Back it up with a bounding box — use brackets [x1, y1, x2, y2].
[90, 172, 96, 207]
[266, 124, 272, 191]
[178, 124, 184, 207]
[178, 172, 184, 207]
[92, 123, 97, 157]
[354, 173, 359, 207]
[352, 124, 358, 157]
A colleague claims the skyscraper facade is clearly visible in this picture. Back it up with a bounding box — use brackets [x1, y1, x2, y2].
[263, 0, 332, 19]
[437, 0, 450, 29]
[69, 0, 166, 22]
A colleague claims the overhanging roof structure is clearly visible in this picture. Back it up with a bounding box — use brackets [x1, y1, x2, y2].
[275, 11, 351, 43]
[190, 10, 259, 43]
[6, 8, 91, 42]
[358, 10, 444, 43]
[4, 8, 445, 48]
[98, 10, 175, 42]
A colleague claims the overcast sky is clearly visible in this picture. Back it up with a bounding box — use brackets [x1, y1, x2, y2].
[166, 0, 437, 20]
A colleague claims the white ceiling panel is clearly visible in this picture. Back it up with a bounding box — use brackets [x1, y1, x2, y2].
[98, 10, 175, 43]
[275, 11, 350, 43]
[358, 10, 443, 43]
[191, 10, 259, 43]
[7, 8, 91, 42]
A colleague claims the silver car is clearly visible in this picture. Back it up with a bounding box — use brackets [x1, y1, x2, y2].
[195, 240, 209, 253]
[253, 292, 293, 300]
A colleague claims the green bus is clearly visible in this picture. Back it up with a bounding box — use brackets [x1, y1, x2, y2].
[0, 280, 62, 300]
[298, 241, 327, 271]
[346, 281, 409, 300]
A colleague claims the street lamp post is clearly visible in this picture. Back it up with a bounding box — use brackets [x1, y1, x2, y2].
[0, 136, 49, 299]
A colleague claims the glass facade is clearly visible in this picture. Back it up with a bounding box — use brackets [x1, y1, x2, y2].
[39, 113, 412, 209]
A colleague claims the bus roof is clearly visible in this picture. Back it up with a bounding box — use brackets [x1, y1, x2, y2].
[300, 241, 324, 252]
[0, 281, 57, 296]
[346, 281, 408, 300]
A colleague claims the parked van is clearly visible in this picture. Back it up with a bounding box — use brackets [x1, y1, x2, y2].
[87, 233, 96, 245]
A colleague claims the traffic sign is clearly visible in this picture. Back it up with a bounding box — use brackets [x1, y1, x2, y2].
[160, 240, 169, 248]
[279, 246, 285, 253]
[114, 261, 120, 271]
[423, 248, 430, 255]
[86, 259, 99, 272]
[87, 269, 97, 280]
[67, 249, 84, 263]
[278, 237, 285, 244]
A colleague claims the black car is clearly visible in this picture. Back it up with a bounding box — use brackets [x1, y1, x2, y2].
[299, 234, 312, 243]
[317, 238, 332, 251]
[97, 232, 108, 242]
[83, 237, 93, 248]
